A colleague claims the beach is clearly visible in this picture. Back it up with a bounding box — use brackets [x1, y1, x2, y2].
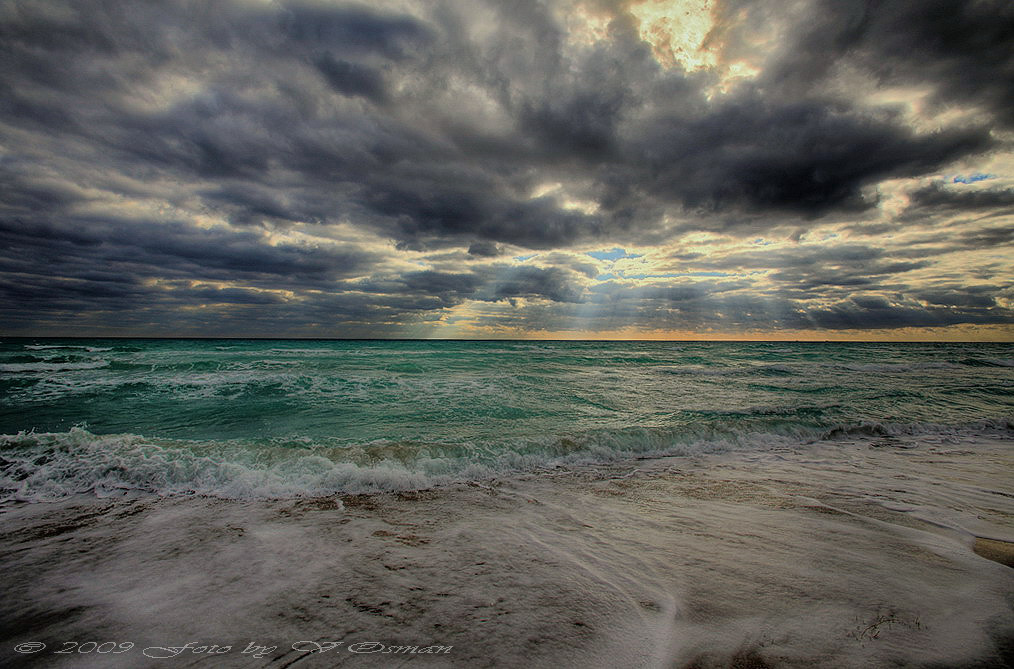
[3, 0, 1014, 664]
[3, 430, 1012, 668]
[3, 0, 1013, 662]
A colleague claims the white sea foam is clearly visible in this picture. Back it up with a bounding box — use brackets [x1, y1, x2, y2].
[23, 344, 112, 352]
[2, 431, 1011, 669]
[0, 360, 110, 373]
[2, 421, 1010, 504]
[0, 429, 441, 502]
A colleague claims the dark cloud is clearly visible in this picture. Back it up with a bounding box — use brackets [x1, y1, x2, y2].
[278, 2, 433, 59]
[349, 265, 586, 305]
[534, 253, 600, 279]
[906, 183, 1014, 212]
[674, 243, 884, 272]
[628, 97, 992, 217]
[0, 0, 1011, 336]
[916, 290, 997, 309]
[467, 241, 504, 257]
[0, 216, 377, 289]
[314, 54, 389, 104]
[518, 89, 625, 160]
[727, 0, 1014, 125]
[480, 266, 584, 303]
[768, 259, 931, 293]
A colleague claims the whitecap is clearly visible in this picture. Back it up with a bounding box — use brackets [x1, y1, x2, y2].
[0, 360, 110, 373]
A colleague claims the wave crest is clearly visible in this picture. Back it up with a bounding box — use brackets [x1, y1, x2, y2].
[3, 420, 1010, 503]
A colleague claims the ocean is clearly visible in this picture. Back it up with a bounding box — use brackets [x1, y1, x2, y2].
[1, 339, 1011, 501]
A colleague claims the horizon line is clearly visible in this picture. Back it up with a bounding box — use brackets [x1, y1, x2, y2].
[2, 335, 1011, 344]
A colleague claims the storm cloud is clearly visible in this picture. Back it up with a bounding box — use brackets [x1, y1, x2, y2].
[0, 0, 1011, 338]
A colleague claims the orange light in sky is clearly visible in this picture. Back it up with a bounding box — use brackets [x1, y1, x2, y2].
[629, 0, 718, 71]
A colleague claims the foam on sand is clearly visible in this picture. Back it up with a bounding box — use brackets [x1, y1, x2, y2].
[1, 433, 1012, 668]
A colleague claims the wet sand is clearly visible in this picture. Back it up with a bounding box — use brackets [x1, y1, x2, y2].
[975, 538, 1014, 568]
[2, 436, 1013, 668]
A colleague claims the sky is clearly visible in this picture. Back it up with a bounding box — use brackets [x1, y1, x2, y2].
[1, 0, 1012, 340]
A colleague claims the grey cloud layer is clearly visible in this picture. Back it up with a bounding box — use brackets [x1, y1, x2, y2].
[1, 0, 1011, 335]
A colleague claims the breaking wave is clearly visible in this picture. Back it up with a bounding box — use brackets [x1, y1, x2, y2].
[2, 420, 1010, 502]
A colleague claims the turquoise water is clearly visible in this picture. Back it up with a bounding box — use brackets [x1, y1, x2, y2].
[1, 339, 1011, 500]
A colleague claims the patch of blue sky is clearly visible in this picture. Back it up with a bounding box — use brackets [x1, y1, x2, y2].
[586, 247, 643, 261]
[953, 173, 995, 184]
[514, 254, 537, 262]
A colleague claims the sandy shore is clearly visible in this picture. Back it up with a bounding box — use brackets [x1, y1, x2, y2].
[975, 538, 1014, 568]
[2, 436, 1012, 668]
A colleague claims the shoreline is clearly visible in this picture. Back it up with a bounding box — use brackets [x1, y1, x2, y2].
[2, 437, 1012, 668]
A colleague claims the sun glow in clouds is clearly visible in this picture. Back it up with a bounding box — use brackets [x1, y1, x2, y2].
[629, 0, 718, 71]
[628, 0, 761, 93]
